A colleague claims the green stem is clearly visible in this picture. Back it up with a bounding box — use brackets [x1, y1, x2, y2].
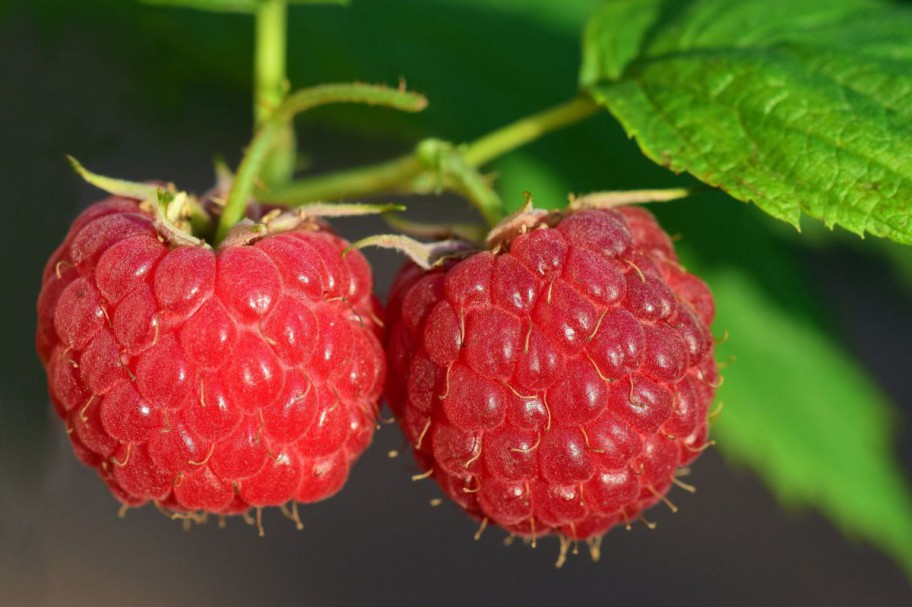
[215, 83, 427, 243]
[415, 140, 503, 227]
[256, 154, 425, 203]
[262, 95, 600, 217]
[255, 0, 294, 186]
[461, 96, 599, 166]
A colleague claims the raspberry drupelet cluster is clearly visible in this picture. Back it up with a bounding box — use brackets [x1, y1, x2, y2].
[384, 205, 717, 552]
[36, 194, 385, 521]
[37, 175, 718, 554]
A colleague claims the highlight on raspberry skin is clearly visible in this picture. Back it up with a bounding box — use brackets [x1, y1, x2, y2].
[36, 193, 387, 529]
[384, 204, 719, 564]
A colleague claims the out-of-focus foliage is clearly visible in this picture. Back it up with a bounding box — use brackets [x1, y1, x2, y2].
[710, 271, 912, 575]
[142, 0, 348, 12]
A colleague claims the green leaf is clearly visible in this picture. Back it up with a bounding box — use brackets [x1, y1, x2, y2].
[579, 0, 664, 83]
[710, 270, 912, 576]
[581, 0, 912, 244]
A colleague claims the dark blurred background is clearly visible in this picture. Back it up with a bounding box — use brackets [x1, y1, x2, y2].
[1, 1, 910, 605]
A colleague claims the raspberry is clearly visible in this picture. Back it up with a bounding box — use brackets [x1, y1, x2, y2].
[385, 205, 717, 554]
[37, 193, 385, 521]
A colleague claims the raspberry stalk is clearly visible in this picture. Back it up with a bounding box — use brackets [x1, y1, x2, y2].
[255, 0, 294, 187]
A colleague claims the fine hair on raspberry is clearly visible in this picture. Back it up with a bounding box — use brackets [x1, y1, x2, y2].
[36, 194, 386, 522]
[384, 205, 718, 552]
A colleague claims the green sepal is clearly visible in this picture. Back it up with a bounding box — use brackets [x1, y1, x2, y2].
[66, 155, 171, 201]
[346, 235, 474, 269]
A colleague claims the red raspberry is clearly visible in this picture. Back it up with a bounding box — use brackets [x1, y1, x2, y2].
[385, 206, 717, 552]
[36, 194, 385, 520]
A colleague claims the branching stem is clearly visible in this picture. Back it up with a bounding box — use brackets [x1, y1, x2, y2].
[260, 95, 600, 221]
[215, 83, 427, 243]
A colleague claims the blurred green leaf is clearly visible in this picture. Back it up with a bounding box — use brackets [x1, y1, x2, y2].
[142, 0, 262, 12]
[141, 0, 347, 13]
[36, 0, 597, 133]
[494, 153, 572, 212]
[288, 0, 348, 4]
[711, 271, 912, 576]
[581, 0, 912, 244]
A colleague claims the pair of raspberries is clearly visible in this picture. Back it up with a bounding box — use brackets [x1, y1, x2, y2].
[36, 192, 717, 551]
